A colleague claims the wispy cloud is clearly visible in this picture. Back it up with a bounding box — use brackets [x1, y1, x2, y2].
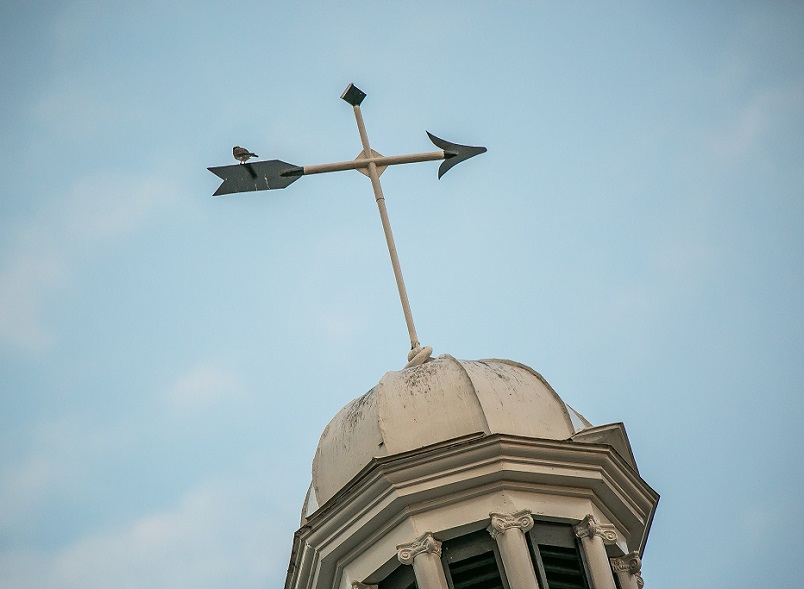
[656, 241, 715, 290]
[0, 240, 66, 350]
[0, 477, 287, 589]
[0, 359, 244, 534]
[0, 415, 101, 531]
[705, 90, 790, 162]
[33, 78, 125, 142]
[166, 363, 240, 411]
[0, 172, 179, 352]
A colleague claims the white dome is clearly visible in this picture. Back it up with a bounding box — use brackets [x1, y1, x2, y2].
[310, 355, 591, 508]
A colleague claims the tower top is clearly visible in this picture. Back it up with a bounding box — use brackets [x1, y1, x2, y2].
[290, 353, 656, 589]
[307, 355, 597, 510]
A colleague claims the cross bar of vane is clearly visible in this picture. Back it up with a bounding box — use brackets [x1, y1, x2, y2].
[208, 84, 486, 367]
[208, 132, 485, 195]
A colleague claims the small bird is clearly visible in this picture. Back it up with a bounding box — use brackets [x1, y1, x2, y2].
[233, 146, 258, 164]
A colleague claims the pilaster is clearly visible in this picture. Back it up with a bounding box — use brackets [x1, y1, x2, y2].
[487, 510, 541, 589]
[573, 515, 618, 589]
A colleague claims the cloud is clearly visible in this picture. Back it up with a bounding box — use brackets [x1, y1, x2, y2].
[0, 415, 113, 531]
[33, 78, 124, 141]
[321, 314, 359, 340]
[0, 240, 66, 350]
[702, 79, 804, 165]
[0, 454, 66, 527]
[0, 171, 178, 352]
[706, 92, 774, 162]
[0, 477, 287, 589]
[166, 363, 240, 411]
[0, 361, 243, 534]
[656, 241, 714, 289]
[62, 173, 171, 242]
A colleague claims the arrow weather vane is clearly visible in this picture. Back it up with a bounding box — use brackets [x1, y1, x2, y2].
[208, 83, 486, 368]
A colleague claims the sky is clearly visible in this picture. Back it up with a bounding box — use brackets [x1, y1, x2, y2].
[0, 1, 802, 587]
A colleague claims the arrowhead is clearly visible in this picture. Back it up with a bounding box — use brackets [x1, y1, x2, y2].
[207, 160, 303, 196]
[427, 132, 487, 179]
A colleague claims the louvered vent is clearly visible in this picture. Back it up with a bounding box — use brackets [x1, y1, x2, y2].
[528, 522, 591, 589]
[441, 530, 507, 589]
[447, 550, 505, 589]
[538, 544, 589, 589]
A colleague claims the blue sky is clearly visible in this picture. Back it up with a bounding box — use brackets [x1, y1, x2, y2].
[1, 2, 802, 587]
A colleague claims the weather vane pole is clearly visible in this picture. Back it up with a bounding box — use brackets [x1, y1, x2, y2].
[345, 85, 422, 361]
[208, 83, 486, 367]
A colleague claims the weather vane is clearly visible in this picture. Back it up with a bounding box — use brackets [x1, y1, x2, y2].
[208, 83, 486, 368]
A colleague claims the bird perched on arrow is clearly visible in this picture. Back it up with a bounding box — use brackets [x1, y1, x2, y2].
[232, 146, 258, 164]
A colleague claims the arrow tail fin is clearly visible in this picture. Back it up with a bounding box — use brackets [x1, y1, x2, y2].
[208, 160, 302, 196]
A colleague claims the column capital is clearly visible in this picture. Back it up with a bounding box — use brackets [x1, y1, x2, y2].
[487, 510, 534, 539]
[397, 532, 442, 565]
[611, 552, 644, 588]
[573, 514, 618, 544]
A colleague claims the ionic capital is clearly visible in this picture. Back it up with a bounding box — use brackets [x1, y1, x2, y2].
[610, 552, 641, 575]
[611, 552, 644, 588]
[487, 509, 534, 539]
[573, 514, 618, 544]
[397, 532, 442, 565]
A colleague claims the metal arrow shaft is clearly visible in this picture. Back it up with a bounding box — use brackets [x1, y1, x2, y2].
[351, 103, 421, 352]
[289, 150, 445, 176]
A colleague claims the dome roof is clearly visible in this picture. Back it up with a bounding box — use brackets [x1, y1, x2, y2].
[310, 355, 592, 508]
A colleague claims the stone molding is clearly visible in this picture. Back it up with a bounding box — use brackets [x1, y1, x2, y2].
[611, 552, 644, 588]
[573, 514, 618, 544]
[397, 532, 442, 565]
[487, 509, 535, 539]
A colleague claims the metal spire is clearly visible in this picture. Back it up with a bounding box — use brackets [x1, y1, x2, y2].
[208, 83, 486, 367]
